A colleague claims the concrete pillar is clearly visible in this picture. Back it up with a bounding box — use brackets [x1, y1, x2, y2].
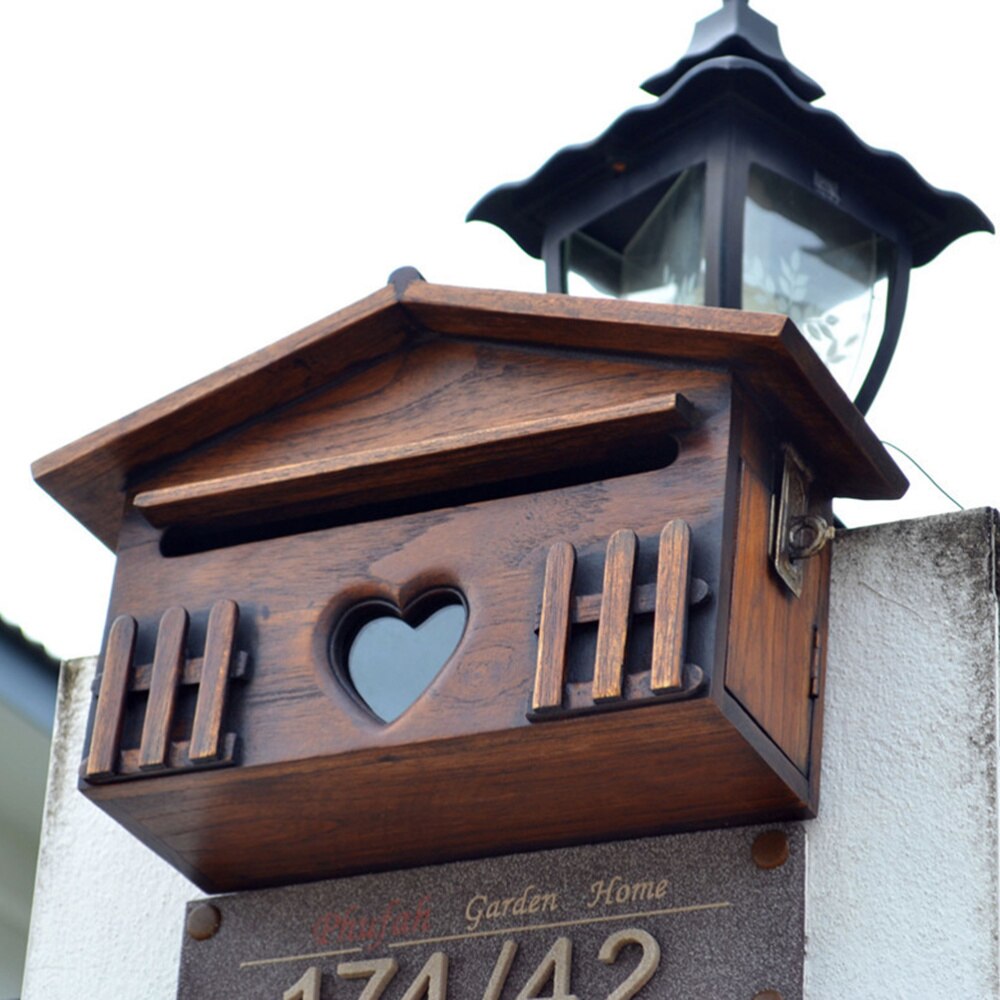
[21, 658, 201, 999]
[805, 509, 998, 996]
[21, 511, 999, 999]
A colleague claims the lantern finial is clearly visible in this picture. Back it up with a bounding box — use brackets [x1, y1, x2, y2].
[642, 0, 823, 102]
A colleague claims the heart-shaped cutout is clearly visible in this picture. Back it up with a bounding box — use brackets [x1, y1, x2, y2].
[332, 591, 466, 723]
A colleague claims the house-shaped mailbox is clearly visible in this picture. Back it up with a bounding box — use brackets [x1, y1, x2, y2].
[34, 274, 905, 892]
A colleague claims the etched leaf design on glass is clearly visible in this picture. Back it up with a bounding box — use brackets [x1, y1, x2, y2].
[742, 164, 892, 399]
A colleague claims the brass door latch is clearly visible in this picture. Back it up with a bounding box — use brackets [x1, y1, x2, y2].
[771, 445, 835, 596]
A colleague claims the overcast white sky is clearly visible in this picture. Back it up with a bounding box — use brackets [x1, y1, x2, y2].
[2, 1, 997, 659]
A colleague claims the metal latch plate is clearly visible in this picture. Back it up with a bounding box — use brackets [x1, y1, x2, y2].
[771, 445, 813, 597]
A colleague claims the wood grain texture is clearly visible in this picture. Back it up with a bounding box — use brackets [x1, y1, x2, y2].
[190, 600, 238, 763]
[593, 529, 637, 702]
[134, 341, 701, 541]
[133, 394, 693, 529]
[533, 541, 576, 712]
[97, 364, 736, 771]
[724, 396, 830, 775]
[396, 282, 905, 501]
[33, 286, 405, 548]
[651, 520, 692, 693]
[138, 606, 188, 770]
[128, 650, 249, 693]
[86, 615, 136, 780]
[558, 665, 704, 717]
[117, 733, 238, 779]
[69, 301, 842, 891]
[33, 280, 904, 552]
[86, 697, 811, 892]
[569, 578, 708, 625]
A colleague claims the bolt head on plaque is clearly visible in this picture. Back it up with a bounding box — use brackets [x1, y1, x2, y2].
[185, 903, 221, 942]
[34, 276, 903, 891]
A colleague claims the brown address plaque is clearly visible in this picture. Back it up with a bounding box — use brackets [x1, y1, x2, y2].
[177, 825, 804, 1000]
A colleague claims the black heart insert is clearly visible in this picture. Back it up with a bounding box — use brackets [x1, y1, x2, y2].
[331, 590, 467, 723]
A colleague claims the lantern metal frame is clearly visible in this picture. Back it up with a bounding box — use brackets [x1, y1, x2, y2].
[469, 2, 992, 413]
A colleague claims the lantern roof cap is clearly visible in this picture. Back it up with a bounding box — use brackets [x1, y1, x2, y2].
[468, 56, 993, 267]
[641, 0, 824, 102]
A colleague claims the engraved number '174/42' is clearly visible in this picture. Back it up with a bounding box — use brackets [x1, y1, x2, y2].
[281, 927, 661, 1000]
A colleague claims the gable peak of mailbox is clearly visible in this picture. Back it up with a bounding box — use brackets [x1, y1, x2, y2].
[33, 275, 905, 550]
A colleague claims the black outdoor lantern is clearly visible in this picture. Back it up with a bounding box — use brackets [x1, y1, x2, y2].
[468, 0, 993, 413]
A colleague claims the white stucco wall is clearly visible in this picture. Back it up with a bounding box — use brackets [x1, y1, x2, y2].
[21, 511, 1000, 999]
[20, 657, 203, 1000]
[805, 509, 999, 997]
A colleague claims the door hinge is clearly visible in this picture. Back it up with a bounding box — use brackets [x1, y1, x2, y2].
[809, 625, 823, 699]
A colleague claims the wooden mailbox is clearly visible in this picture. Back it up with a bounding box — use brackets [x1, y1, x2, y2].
[34, 275, 905, 892]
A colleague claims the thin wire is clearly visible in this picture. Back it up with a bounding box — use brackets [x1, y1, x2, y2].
[879, 440, 965, 511]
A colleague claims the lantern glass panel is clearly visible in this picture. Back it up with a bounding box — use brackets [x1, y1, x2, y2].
[742, 164, 892, 400]
[565, 165, 706, 304]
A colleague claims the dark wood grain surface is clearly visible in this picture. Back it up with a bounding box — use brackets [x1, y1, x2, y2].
[593, 529, 637, 702]
[55, 282, 878, 890]
[652, 520, 692, 693]
[133, 392, 692, 530]
[138, 606, 187, 770]
[725, 395, 830, 775]
[94, 357, 733, 771]
[87, 697, 810, 892]
[189, 599, 238, 763]
[85, 614, 135, 781]
[533, 542, 575, 712]
[33, 279, 905, 551]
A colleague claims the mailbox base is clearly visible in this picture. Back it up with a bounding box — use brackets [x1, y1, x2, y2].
[87, 693, 811, 892]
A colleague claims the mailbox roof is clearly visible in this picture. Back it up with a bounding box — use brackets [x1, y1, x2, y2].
[33, 276, 906, 549]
